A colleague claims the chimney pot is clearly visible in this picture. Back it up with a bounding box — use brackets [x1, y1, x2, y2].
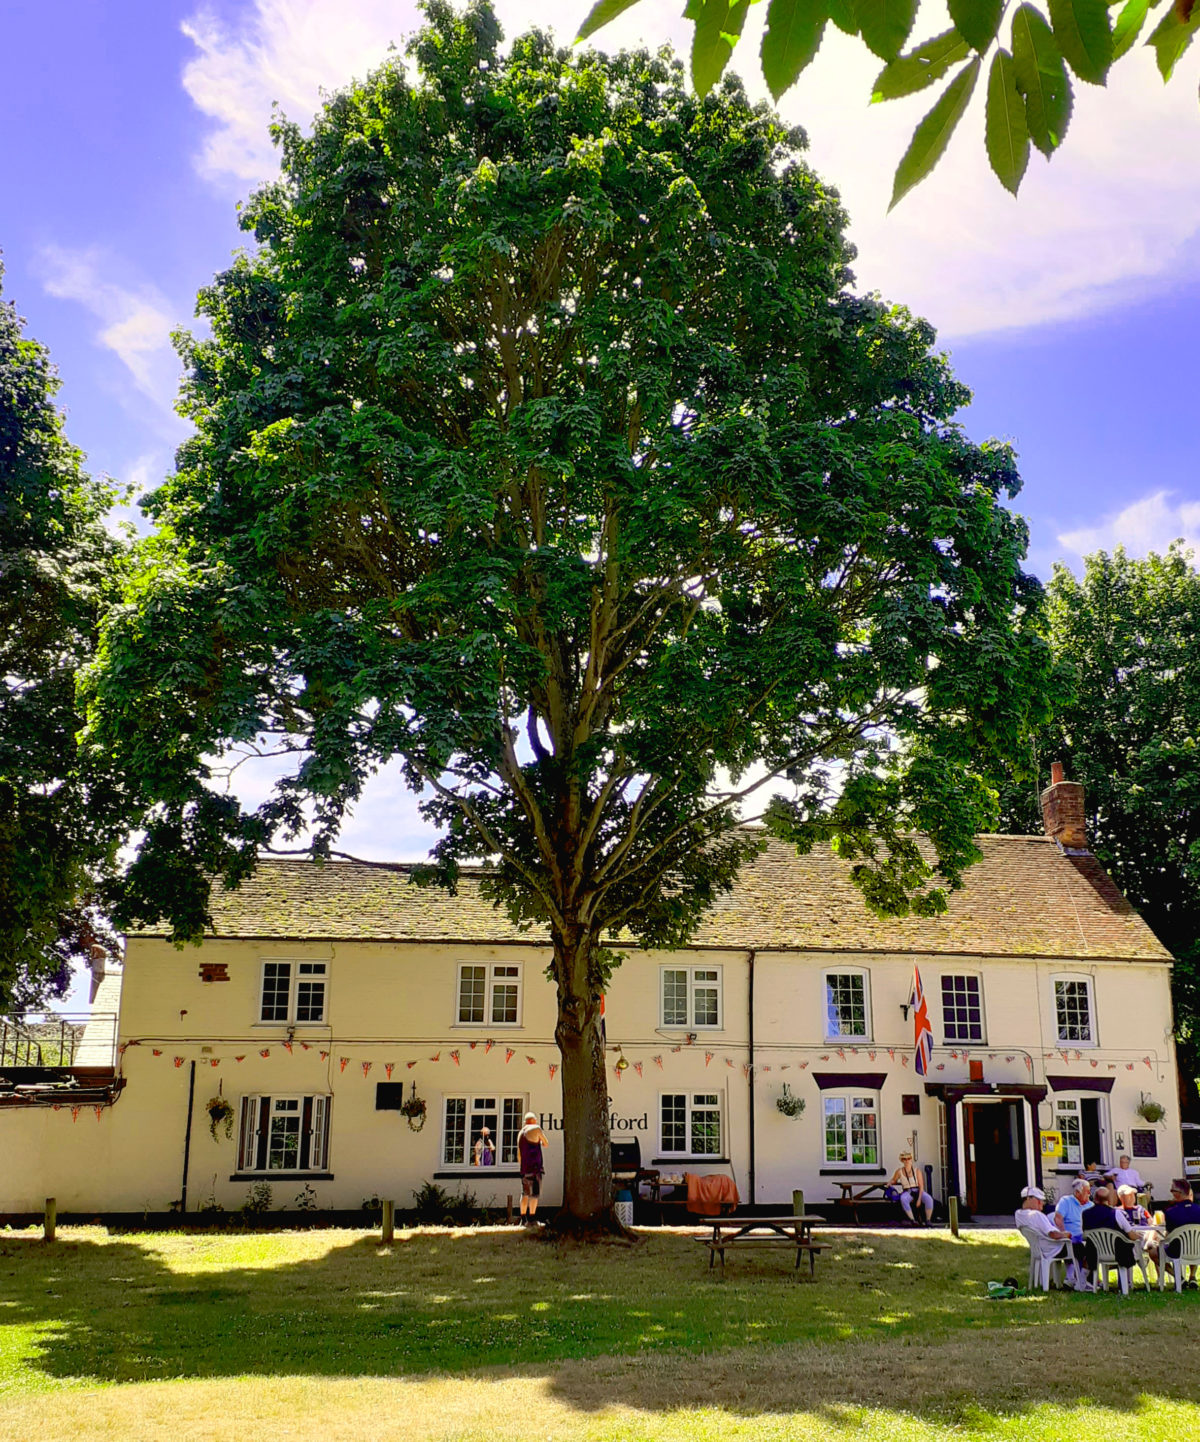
[1040, 763, 1088, 851]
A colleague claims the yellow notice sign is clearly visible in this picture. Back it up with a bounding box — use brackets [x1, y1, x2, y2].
[1040, 1130, 1063, 1160]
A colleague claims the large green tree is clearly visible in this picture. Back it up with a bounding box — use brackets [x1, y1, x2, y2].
[580, 0, 1200, 204]
[85, 1, 1049, 1228]
[0, 266, 125, 1011]
[995, 545, 1200, 1112]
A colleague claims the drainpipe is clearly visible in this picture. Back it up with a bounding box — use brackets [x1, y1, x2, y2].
[180, 1061, 196, 1214]
[747, 949, 757, 1207]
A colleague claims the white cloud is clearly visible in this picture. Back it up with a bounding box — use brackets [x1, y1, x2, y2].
[1058, 491, 1200, 561]
[38, 246, 186, 429]
[177, 1, 1200, 336]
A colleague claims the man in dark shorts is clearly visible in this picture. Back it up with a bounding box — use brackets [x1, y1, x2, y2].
[518, 1111, 548, 1227]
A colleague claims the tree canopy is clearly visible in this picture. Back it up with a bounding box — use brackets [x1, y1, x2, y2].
[85, 0, 1050, 1226]
[994, 545, 1200, 1108]
[578, 0, 1200, 204]
[0, 265, 125, 1011]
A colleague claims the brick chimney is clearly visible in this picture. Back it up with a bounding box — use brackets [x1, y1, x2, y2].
[1040, 760, 1088, 852]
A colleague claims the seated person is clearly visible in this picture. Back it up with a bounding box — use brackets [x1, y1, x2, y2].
[1116, 1183, 1157, 1264]
[1081, 1184, 1137, 1279]
[1053, 1178, 1092, 1288]
[889, 1150, 934, 1226]
[1015, 1185, 1070, 1271]
[1080, 1160, 1108, 1186]
[1107, 1154, 1146, 1194]
[1163, 1179, 1200, 1286]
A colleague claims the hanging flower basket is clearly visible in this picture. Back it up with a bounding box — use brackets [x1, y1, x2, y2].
[206, 1095, 235, 1141]
[776, 1084, 805, 1119]
[400, 1083, 427, 1133]
[1136, 1093, 1166, 1125]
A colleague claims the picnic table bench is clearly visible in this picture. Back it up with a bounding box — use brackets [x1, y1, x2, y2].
[829, 1182, 891, 1222]
[699, 1214, 827, 1275]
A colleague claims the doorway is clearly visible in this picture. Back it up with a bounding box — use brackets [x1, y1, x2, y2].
[964, 1099, 1029, 1214]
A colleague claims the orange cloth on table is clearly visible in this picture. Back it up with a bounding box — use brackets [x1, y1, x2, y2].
[685, 1171, 739, 1216]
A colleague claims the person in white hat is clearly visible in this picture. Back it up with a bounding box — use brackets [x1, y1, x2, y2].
[1015, 1185, 1074, 1283]
[517, 1111, 549, 1227]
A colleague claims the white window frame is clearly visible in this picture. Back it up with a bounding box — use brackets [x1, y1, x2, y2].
[258, 959, 329, 1025]
[440, 1093, 527, 1169]
[1052, 973, 1097, 1047]
[236, 1093, 331, 1173]
[1053, 1093, 1109, 1170]
[658, 1090, 725, 1158]
[455, 963, 524, 1027]
[822, 1092, 880, 1168]
[823, 969, 871, 1042]
[659, 965, 723, 1031]
[941, 973, 985, 1044]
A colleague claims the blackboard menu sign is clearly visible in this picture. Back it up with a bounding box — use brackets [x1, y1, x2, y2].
[1131, 1128, 1158, 1158]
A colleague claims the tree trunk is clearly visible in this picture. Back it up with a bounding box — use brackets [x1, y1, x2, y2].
[550, 925, 623, 1235]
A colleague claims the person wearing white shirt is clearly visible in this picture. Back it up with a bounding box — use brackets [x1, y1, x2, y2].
[1107, 1156, 1146, 1193]
[1054, 1178, 1093, 1288]
[1015, 1185, 1071, 1269]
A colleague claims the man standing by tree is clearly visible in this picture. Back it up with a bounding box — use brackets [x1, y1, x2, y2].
[85, 1, 1049, 1231]
[518, 1112, 550, 1228]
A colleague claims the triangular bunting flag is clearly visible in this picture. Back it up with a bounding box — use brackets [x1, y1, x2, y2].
[430, 1052, 440, 1062]
[282, 1041, 293, 1054]
[407, 1060, 417, 1069]
[549, 1063, 558, 1079]
[260, 1049, 271, 1058]
[71, 1106, 81, 1122]
[339, 1057, 349, 1073]
[704, 1051, 714, 1067]
[94, 1106, 103, 1121]
[361, 1061, 372, 1078]
[174, 1056, 184, 1067]
[526, 1055, 536, 1065]
[485, 1039, 495, 1053]
[235, 1055, 245, 1063]
[152, 1049, 162, 1057]
[505, 1048, 515, 1063]
[210, 1059, 219, 1067]
[634, 1061, 644, 1077]
[450, 1050, 460, 1066]
[653, 1055, 663, 1069]
[385, 1063, 395, 1079]
[888, 1048, 896, 1060]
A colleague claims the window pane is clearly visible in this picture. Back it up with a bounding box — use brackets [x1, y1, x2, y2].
[1055, 980, 1093, 1043]
[824, 1097, 847, 1163]
[443, 1097, 467, 1165]
[661, 1093, 686, 1152]
[663, 971, 688, 1027]
[850, 1096, 878, 1166]
[826, 974, 867, 1037]
[1057, 1102, 1082, 1166]
[491, 972, 519, 1025]
[693, 974, 719, 1027]
[295, 964, 326, 1023]
[942, 975, 982, 1043]
[267, 1099, 301, 1170]
[501, 1097, 523, 1164]
[261, 963, 291, 1022]
[459, 966, 486, 1024]
[690, 1094, 722, 1155]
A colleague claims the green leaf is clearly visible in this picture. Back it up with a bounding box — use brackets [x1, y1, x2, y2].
[1047, 0, 1113, 82]
[827, 0, 860, 31]
[1011, 4, 1073, 154]
[872, 28, 971, 101]
[856, 0, 920, 59]
[985, 49, 1031, 192]
[575, 0, 643, 41]
[948, 0, 1005, 51]
[1146, 4, 1200, 78]
[1110, 0, 1152, 58]
[691, 0, 752, 95]
[762, 0, 829, 98]
[889, 57, 981, 209]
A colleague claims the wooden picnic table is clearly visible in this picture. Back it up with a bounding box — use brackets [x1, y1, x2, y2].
[830, 1181, 889, 1222]
[701, 1214, 827, 1275]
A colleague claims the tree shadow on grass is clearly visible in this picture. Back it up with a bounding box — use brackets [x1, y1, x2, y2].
[2, 1225, 1199, 1428]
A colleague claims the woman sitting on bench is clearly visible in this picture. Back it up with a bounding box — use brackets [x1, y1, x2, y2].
[889, 1151, 934, 1226]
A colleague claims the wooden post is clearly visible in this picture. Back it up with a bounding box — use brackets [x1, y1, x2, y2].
[948, 1196, 960, 1238]
[507, 1194, 513, 1224]
[381, 1199, 394, 1245]
[44, 1197, 56, 1243]
[792, 1188, 805, 1217]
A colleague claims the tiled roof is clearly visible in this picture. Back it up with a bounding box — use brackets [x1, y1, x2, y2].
[147, 835, 1172, 961]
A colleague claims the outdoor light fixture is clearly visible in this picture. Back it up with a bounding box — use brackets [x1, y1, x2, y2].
[614, 1054, 630, 1073]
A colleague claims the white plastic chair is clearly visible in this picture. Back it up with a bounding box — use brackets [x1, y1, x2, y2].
[1018, 1225, 1067, 1292]
[1084, 1227, 1149, 1294]
[1158, 1224, 1200, 1292]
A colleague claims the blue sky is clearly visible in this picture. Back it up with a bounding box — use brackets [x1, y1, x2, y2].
[3, 0, 1199, 945]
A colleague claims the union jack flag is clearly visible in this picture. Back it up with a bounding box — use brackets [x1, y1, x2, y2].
[912, 965, 934, 1077]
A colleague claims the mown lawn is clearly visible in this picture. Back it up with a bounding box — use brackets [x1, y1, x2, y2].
[2, 1223, 1199, 1440]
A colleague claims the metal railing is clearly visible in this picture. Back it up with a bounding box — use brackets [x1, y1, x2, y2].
[0, 1013, 119, 1069]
